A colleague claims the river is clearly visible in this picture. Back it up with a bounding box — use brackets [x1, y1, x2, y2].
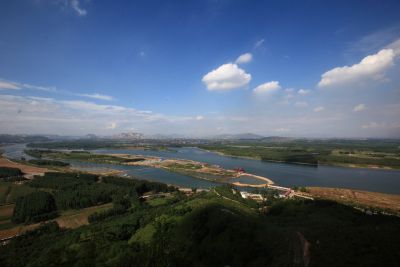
[2, 144, 400, 194]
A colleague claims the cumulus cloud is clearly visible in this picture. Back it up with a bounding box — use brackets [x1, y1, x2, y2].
[70, 0, 87, 16]
[318, 49, 397, 87]
[235, 53, 252, 64]
[0, 80, 20, 90]
[202, 63, 251, 91]
[353, 104, 366, 112]
[77, 93, 114, 101]
[314, 106, 324, 112]
[386, 38, 400, 56]
[298, 89, 310, 95]
[253, 81, 281, 95]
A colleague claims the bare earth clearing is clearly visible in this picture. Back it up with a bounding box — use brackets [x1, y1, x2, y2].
[0, 156, 48, 179]
[307, 187, 400, 215]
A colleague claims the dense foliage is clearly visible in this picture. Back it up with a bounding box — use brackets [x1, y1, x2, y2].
[29, 172, 98, 190]
[27, 172, 174, 211]
[28, 159, 69, 167]
[25, 149, 144, 164]
[0, 167, 23, 179]
[200, 138, 400, 168]
[1, 192, 400, 266]
[102, 176, 176, 195]
[12, 191, 57, 223]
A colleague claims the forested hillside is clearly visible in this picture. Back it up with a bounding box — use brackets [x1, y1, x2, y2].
[1, 176, 399, 266]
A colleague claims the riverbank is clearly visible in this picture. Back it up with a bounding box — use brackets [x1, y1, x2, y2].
[199, 147, 400, 171]
[0, 156, 48, 179]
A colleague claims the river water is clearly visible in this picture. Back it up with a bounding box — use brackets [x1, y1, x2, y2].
[2, 144, 400, 194]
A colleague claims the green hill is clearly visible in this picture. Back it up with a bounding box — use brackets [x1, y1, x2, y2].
[1, 180, 399, 266]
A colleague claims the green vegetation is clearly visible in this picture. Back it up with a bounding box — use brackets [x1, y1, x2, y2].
[28, 159, 69, 167]
[199, 138, 400, 168]
[25, 149, 144, 164]
[0, 167, 23, 179]
[12, 191, 58, 223]
[215, 185, 259, 208]
[0, 181, 35, 204]
[27, 140, 128, 149]
[1, 187, 399, 266]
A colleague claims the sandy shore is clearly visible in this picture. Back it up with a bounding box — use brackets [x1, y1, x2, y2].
[0, 156, 48, 179]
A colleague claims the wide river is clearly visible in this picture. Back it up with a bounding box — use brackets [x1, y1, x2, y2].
[3, 144, 400, 194]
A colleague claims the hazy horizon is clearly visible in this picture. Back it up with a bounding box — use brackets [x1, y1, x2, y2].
[1, 1, 400, 138]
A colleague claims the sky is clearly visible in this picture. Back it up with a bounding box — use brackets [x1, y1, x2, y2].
[0, 0, 400, 138]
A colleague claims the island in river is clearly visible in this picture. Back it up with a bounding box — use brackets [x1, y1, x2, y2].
[24, 149, 275, 187]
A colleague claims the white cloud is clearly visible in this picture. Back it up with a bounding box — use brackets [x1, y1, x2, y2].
[318, 49, 396, 87]
[235, 53, 252, 64]
[70, 0, 87, 16]
[254, 39, 265, 48]
[298, 89, 310, 95]
[0, 78, 116, 101]
[353, 104, 366, 112]
[0, 79, 56, 92]
[0, 80, 20, 90]
[386, 38, 400, 56]
[314, 106, 324, 112]
[253, 81, 281, 95]
[0, 94, 195, 135]
[195, 115, 204, 121]
[21, 83, 56, 92]
[202, 63, 251, 91]
[77, 93, 114, 101]
[294, 101, 308, 108]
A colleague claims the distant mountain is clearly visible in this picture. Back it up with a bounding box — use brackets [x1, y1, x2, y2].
[110, 132, 144, 140]
[211, 133, 265, 140]
[260, 136, 294, 142]
[0, 134, 50, 144]
[145, 133, 187, 139]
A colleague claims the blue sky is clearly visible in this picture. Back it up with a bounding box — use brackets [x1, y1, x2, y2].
[0, 0, 400, 137]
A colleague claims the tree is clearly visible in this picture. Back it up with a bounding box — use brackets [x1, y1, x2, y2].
[12, 191, 58, 223]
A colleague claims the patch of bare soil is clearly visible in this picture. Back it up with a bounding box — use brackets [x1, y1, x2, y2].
[0, 157, 48, 179]
[307, 187, 400, 215]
